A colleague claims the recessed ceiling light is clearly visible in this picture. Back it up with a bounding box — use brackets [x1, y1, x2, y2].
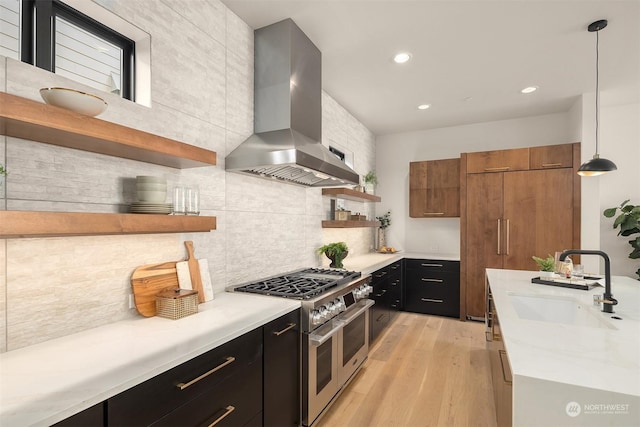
[393, 52, 412, 64]
[521, 86, 538, 94]
[417, 104, 430, 110]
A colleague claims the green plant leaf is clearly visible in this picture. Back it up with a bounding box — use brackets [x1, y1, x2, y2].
[603, 207, 618, 218]
[613, 214, 626, 229]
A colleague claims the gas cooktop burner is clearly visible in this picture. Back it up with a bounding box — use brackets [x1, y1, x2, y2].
[234, 268, 361, 300]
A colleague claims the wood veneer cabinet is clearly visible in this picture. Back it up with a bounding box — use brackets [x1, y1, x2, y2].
[460, 143, 580, 320]
[409, 158, 460, 217]
[466, 147, 529, 174]
[529, 144, 574, 170]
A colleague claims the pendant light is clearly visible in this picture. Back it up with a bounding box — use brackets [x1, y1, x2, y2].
[578, 19, 617, 177]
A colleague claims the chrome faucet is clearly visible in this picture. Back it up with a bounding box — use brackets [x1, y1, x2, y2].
[559, 250, 617, 313]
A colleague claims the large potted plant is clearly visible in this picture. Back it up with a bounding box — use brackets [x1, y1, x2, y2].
[604, 199, 640, 280]
[317, 242, 349, 269]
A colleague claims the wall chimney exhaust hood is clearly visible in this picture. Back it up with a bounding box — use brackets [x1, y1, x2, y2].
[225, 18, 359, 187]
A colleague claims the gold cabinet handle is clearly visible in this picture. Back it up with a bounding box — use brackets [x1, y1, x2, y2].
[421, 263, 443, 267]
[273, 322, 296, 336]
[423, 212, 444, 215]
[176, 357, 235, 390]
[421, 278, 443, 283]
[505, 219, 510, 255]
[484, 166, 510, 172]
[497, 219, 501, 255]
[541, 163, 562, 168]
[208, 405, 236, 427]
[421, 298, 444, 303]
[499, 350, 513, 385]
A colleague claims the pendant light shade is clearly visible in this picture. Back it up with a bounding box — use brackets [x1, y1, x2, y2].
[577, 19, 617, 177]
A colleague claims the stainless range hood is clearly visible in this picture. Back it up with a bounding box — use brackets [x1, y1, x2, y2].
[225, 19, 359, 187]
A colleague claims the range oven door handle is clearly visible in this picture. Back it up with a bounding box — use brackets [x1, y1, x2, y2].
[309, 322, 342, 346]
[336, 299, 375, 325]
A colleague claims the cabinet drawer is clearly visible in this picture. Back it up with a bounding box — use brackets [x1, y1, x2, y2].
[466, 148, 529, 173]
[150, 359, 262, 427]
[529, 144, 574, 169]
[387, 260, 402, 275]
[53, 402, 103, 426]
[405, 281, 459, 318]
[108, 328, 262, 426]
[405, 259, 459, 273]
[371, 266, 390, 281]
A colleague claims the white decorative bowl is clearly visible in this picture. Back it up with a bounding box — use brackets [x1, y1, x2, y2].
[39, 87, 108, 117]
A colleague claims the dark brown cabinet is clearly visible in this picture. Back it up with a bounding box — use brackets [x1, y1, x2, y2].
[108, 327, 263, 426]
[529, 144, 574, 170]
[52, 403, 104, 427]
[409, 158, 460, 218]
[370, 260, 402, 343]
[263, 310, 300, 427]
[404, 259, 460, 318]
[461, 143, 580, 320]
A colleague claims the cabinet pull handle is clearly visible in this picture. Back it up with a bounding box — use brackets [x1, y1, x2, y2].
[273, 322, 296, 336]
[421, 263, 443, 267]
[374, 271, 387, 278]
[423, 212, 444, 216]
[498, 350, 513, 385]
[421, 298, 444, 303]
[484, 166, 510, 172]
[505, 219, 510, 255]
[208, 405, 236, 427]
[421, 278, 443, 283]
[176, 357, 236, 390]
[376, 313, 386, 321]
[374, 289, 387, 297]
[391, 265, 399, 269]
[541, 163, 562, 168]
[497, 219, 501, 255]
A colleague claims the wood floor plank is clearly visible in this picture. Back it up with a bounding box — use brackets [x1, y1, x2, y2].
[316, 313, 497, 427]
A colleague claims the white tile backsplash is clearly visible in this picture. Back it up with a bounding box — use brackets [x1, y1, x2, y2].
[0, 0, 375, 351]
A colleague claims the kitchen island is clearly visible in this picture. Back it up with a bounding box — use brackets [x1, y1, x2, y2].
[486, 268, 640, 426]
[0, 293, 300, 426]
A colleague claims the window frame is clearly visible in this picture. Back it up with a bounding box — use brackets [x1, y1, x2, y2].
[21, 0, 135, 100]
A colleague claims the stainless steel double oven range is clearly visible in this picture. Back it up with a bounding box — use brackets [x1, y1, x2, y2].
[233, 267, 373, 426]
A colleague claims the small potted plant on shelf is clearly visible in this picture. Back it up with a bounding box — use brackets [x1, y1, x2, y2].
[532, 254, 555, 277]
[363, 171, 377, 194]
[376, 210, 391, 250]
[317, 242, 349, 269]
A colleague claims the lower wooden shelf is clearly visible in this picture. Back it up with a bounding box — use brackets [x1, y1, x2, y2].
[321, 220, 380, 228]
[0, 211, 216, 238]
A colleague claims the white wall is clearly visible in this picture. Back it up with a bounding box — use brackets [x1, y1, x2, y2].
[599, 103, 640, 278]
[376, 113, 572, 256]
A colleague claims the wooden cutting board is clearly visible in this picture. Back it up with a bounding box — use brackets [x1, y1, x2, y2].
[131, 261, 180, 317]
[184, 241, 205, 303]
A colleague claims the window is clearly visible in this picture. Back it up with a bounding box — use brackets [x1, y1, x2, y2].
[0, 0, 20, 59]
[13, 0, 135, 100]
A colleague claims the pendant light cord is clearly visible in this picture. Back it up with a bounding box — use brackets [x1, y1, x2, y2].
[595, 29, 600, 155]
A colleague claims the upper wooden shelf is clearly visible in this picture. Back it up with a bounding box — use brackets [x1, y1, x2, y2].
[0, 92, 216, 169]
[322, 220, 381, 228]
[322, 188, 381, 202]
[0, 211, 216, 238]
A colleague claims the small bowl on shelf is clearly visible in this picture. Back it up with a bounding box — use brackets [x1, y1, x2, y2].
[39, 87, 108, 117]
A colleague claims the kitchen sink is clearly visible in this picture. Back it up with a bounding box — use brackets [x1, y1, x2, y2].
[508, 293, 616, 329]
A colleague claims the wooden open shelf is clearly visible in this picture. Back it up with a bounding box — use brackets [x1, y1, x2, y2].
[0, 92, 216, 169]
[0, 211, 216, 238]
[322, 220, 380, 228]
[322, 188, 381, 202]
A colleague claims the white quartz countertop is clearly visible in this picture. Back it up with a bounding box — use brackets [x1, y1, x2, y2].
[0, 293, 300, 426]
[339, 252, 460, 274]
[486, 268, 640, 397]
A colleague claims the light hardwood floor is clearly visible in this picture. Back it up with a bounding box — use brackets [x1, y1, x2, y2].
[316, 312, 497, 427]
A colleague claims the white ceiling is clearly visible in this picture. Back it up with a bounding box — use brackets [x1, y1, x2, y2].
[221, 0, 640, 136]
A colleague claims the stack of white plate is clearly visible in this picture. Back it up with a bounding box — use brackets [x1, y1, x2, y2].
[131, 176, 172, 214]
[130, 202, 173, 214]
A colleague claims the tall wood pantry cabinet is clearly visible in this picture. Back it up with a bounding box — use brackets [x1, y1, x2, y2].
[460, 143, 581, 320]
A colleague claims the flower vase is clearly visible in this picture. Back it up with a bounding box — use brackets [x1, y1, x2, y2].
[326, 251, 348, 269]
[365, 182, 375, 194]
[377, 228, 386, 250]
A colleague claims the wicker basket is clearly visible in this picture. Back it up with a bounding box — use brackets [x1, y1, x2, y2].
[156, 289, 198, 320]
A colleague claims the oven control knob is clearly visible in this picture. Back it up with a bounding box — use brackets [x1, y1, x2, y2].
[334, 299, 345, 312]
[311, 310, 322, 326]
[354, 288, 363, 300]
[327, 302, 337, 315]
[319, 306, 329, 320]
